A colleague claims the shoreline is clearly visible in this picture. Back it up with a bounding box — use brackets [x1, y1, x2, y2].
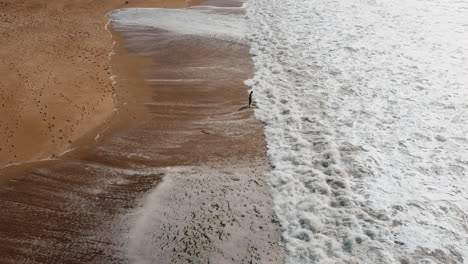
[0, 0, 284, 262]
[106, 4, 284, 261]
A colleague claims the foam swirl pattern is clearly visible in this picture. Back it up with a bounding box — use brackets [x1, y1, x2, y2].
[246, 0, 468, 263]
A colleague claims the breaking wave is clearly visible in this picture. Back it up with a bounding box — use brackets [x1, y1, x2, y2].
[246, 0, 468, 263]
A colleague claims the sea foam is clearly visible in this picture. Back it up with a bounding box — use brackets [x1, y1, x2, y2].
[247, 0, 468, 263]
[108, 8, 246, 43]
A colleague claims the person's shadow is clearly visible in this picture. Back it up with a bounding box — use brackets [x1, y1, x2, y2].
[238, 105, 249, 111]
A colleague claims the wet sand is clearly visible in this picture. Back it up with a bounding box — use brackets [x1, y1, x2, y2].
[0, 0, 284, 263]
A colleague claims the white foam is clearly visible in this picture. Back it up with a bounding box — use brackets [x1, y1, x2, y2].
[110, 74, 117, 86]
[125, 171, 175, 263]
[108, 7, 246, 43]
[247, 0, 468, 262]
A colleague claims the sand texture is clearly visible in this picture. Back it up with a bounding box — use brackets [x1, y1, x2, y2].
[0, 0, 204, 169]
[0, 0, 284, 262]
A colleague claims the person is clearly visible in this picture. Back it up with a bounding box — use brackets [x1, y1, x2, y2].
[248, 91, 253, 108]
[125, 0, 129, 4]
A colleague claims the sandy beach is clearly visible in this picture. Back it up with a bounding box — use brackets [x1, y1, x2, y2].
[0, 0, 284, 262]
[0, 0, 205, 171]
[1, 0, 113, 169]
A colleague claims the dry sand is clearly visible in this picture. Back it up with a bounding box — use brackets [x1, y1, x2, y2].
[0, 0, 204, 170]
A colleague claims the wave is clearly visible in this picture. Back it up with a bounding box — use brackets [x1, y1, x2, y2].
[246, 0, 468, 263]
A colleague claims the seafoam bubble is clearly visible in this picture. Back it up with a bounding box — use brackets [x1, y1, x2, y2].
[247, 0, 468, 262]
[108, 7, 246, 43]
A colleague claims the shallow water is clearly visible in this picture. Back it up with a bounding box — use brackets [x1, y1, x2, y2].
[247, 0, 468, 263]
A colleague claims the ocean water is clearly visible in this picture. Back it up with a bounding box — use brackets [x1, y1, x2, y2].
[246, 0, 468, 263]
[110, 0, 467, 263]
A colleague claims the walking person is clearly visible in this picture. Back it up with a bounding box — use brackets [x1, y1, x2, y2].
[248, 91, 253, 108]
